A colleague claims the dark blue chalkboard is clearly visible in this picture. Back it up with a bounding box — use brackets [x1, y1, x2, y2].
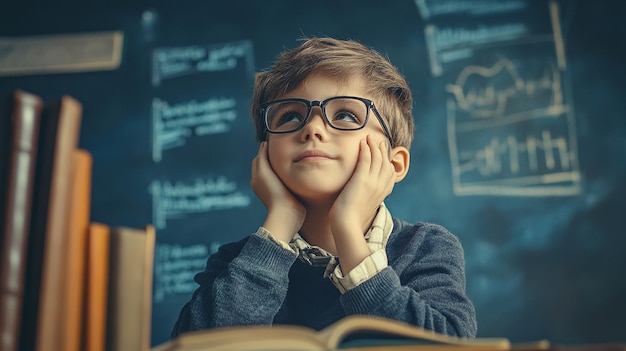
[1, 0, 625, 347]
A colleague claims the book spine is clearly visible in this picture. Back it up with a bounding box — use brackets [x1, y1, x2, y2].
[0, 91, 43, 351]
[60, 149, 93, 351]
[142, 225, 156, 351]
[34, 96, 83, 351]
[83, 222, 110, 351]
[106, 226, 155, 351]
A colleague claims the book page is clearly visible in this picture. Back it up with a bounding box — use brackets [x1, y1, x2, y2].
[152, 325, 324, 351]
[317, 316, 510, 350]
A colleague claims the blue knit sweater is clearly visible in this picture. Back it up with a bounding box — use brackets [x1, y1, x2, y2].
[171, 218, 477, 338]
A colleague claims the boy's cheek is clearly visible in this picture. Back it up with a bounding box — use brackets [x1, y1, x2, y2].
[265, 144, 285, 180]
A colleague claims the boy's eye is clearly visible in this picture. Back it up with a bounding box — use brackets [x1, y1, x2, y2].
[326, 98, 367, 128]
[331, 110, 361, 124]
[276, 112, 305, 126]
[266, 101, 309, 131]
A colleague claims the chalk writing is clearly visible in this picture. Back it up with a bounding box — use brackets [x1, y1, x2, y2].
[460, 131, 573, 176]
[451, 126, 580, 191]
[415, 0, 527, 20]
[446, 57, 562, 120]
[149, 177, 251, 229]
[153, 243, 210, 303]
[152, 40, 253, 86]
[424, 22, 536, 77]
[151, 97, 237, 162]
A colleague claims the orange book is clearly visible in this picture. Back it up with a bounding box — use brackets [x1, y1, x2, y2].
[59, 149, 93, 351]
[83, 222, 110, 351]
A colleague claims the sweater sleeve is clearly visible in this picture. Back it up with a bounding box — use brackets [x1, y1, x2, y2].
[338, 223, 477, 338]
[171, 233, 297, 338]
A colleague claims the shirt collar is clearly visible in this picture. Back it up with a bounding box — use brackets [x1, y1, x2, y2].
[289, 202, 393, 276]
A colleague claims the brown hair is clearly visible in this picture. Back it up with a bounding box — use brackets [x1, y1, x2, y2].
[251, 37, 414, 148]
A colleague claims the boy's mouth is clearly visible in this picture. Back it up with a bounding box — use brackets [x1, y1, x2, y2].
[294, 150, 332, 162]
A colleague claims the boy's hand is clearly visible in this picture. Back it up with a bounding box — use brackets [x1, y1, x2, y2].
[331, 135, 395, 231]
[329, 135, 396, 272]
[251, 141, 305, 242]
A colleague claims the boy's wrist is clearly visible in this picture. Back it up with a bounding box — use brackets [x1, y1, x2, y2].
[333, 226, 371, 275]
[330, 249, 389, 294]
[255, 227, 296, 253]
[263, 211, 300, 243]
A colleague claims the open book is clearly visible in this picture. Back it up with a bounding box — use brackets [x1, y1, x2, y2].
[152, 315, 512, 351]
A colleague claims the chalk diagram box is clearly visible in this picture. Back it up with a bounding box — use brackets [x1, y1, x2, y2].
[423, 2, 581, 196]
[446, 55, 581, 196]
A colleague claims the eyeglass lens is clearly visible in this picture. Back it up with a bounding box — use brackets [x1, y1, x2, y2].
[265, 98, 369, 133]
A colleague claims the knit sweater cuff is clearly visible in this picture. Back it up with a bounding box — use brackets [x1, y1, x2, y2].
[235, 233, 298, 274]
[330, 249, 388, 294]
[340, 267, 400, 314]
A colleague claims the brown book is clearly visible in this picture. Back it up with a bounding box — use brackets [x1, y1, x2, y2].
[106, 225, 156, 351]
[59, 149, 93, 351]
[151, 315, 512, 351]
[18, 95, 82, 351]
[83, 222, 110, 351]
[0, 91, 43, 351]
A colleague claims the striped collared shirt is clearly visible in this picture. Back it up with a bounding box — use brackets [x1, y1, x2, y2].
[255, 202, 393, 293]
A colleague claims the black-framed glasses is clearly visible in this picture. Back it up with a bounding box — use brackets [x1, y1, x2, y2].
[260, 96, 393, 145]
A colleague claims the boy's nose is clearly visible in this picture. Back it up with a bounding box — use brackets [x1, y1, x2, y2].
[300, 107, 327, 141]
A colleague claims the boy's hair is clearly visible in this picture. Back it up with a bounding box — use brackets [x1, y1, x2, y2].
[251, 37, 415, 148]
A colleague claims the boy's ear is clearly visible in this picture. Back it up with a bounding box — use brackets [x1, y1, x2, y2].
[390, 146, 410, 183]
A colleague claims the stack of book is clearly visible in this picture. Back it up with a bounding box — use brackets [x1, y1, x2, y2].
[0, 90, 155, 351]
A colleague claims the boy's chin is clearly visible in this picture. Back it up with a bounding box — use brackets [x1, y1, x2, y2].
[289, 186, 342, 204]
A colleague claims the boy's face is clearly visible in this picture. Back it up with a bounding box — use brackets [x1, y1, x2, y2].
[266, 73, 391, 203]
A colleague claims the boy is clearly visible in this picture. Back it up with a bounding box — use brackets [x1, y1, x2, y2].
[171, 37, 477, 338]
